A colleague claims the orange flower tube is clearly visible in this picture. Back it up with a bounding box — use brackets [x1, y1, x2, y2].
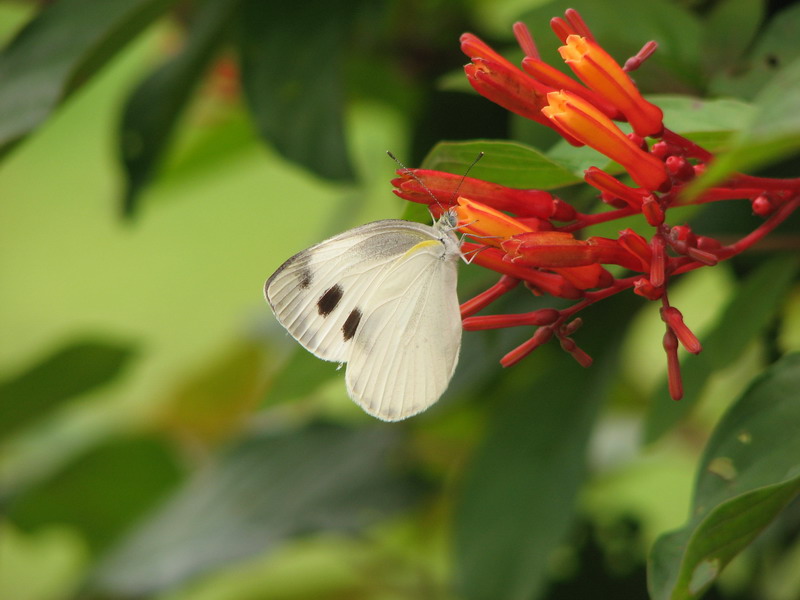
[541, 90, 667, 191]
[558, 35, 664, 138]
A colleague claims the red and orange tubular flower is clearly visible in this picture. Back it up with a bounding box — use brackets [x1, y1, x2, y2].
[541, 91, 667, 191]
[461, 33, 554, 129]
[557, 35, 664, 138]
[390, 8, 800, 400]
[392, 170, 576, 221]
[503, 232, 645, 272]
[584, 167, 650, 210]
[454, 197, 535, 246]
[461, 33, 581, 145]
[453, 198, 616, 291]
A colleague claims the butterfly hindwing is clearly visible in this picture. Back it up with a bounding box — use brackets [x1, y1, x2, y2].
[345, 229, 462, 421]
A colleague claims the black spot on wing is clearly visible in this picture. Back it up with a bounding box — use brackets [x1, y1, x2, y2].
[298, 267, 312, 289]
[317, 285, 343, 316]
[342, 308, 362, 341]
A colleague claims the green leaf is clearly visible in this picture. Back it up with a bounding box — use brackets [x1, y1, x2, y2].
[701, 0, 764, 75]
[238, 0, 356, 182]
[157, 341, 268, 445]
[517, 0, 704, 91]
[689, 53, 800, 197]
[654, 95, 756, 153]
[548, 95, 756, 183]
[422, 140, 583, 190]
[7, 435, 182, 554]
[709, 3, 800, 100]
[648, 353, 800, 599]
[120, 0, 242, 216]
[452, 290, 640, 600]
[262, 346, 341, 408]
[0, 339, 137, 441]
[0, 0, 176, 155]
[645, 256, 799, 442]
[453, 347, 616, 599]
[89, 423, 420, 596]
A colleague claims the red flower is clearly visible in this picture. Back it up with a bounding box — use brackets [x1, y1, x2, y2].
[391, 9, 800, 400]
[392, 170, 575, 221]
[461, 33, 560, 134]
[541, 90, 667, 190]
[557, 35, 663, 137]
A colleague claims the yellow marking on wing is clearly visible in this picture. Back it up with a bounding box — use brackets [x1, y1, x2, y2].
[403, 239, 440, 258]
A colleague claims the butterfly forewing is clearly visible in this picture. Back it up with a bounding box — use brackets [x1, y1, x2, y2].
[265, 220, 453, 364]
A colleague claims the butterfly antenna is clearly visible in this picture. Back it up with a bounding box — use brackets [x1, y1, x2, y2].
[387, 151, 443, 213]
[448, 151, 484, 205]
[388, 150, 485, 218]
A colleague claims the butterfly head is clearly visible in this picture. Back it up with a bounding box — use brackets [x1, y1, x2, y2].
[433, 207, 462, 238]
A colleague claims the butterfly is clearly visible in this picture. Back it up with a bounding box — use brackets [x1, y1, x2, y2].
[264, 209, 463, 421]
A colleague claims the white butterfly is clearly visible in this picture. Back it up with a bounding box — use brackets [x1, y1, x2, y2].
[264, 210, 463, 421]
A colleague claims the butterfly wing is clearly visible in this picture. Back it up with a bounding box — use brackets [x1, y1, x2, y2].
[265, 220, 448, 363]
[345, 236, 462, 421]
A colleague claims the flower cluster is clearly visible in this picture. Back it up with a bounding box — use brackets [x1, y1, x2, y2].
[392, 9, 800, 399]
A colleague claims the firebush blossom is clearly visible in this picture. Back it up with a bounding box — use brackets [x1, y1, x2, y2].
[392, 9, 800, 399]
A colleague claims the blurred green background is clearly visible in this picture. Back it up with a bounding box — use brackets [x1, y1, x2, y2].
[1, 1, 800, 599]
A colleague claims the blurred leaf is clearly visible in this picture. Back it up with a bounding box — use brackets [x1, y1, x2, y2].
[262, 347, 340, 409]
[0, 339, 136, 441]
[517, 0, 703, 91]
[0, 0, 175, 155]
[691, 53, 800, 197]
[7, 434, 182, 554]
[90, 422, 420, 596]
[156, 342, 269, 446]
[423, 140, 582, 189]
[399, 198, 434, 225]
[546, 140, 620, 182]
[156, 108, 256, 184]
[654, 95, 756, 152]
[549, 95, 756, 184]
[0, 521, 86, 600]
[656, 96, 756, 131]
[701, 0, 764, 75]
[453, 315, 624, 599]
[645, 256, 799, 442]
[709, 3, 800, 100]
[648, 353, 800, 599]
[450, 288, 647, 600]
[0, 5, 37, 42]
[120, 0, 242, 215]
[238, 0, 356, 182]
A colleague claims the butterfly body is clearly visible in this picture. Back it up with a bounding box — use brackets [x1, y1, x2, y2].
[265, 212, 462, 421]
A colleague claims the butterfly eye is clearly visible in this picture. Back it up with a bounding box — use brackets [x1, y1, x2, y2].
[437, 209, 459, 232]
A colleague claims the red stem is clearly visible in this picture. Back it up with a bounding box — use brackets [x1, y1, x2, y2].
[661, 128, 714, 162]
[728, 173, 800, 192]
[670, 195, 800, 276]
[562, 207, 638, 232]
